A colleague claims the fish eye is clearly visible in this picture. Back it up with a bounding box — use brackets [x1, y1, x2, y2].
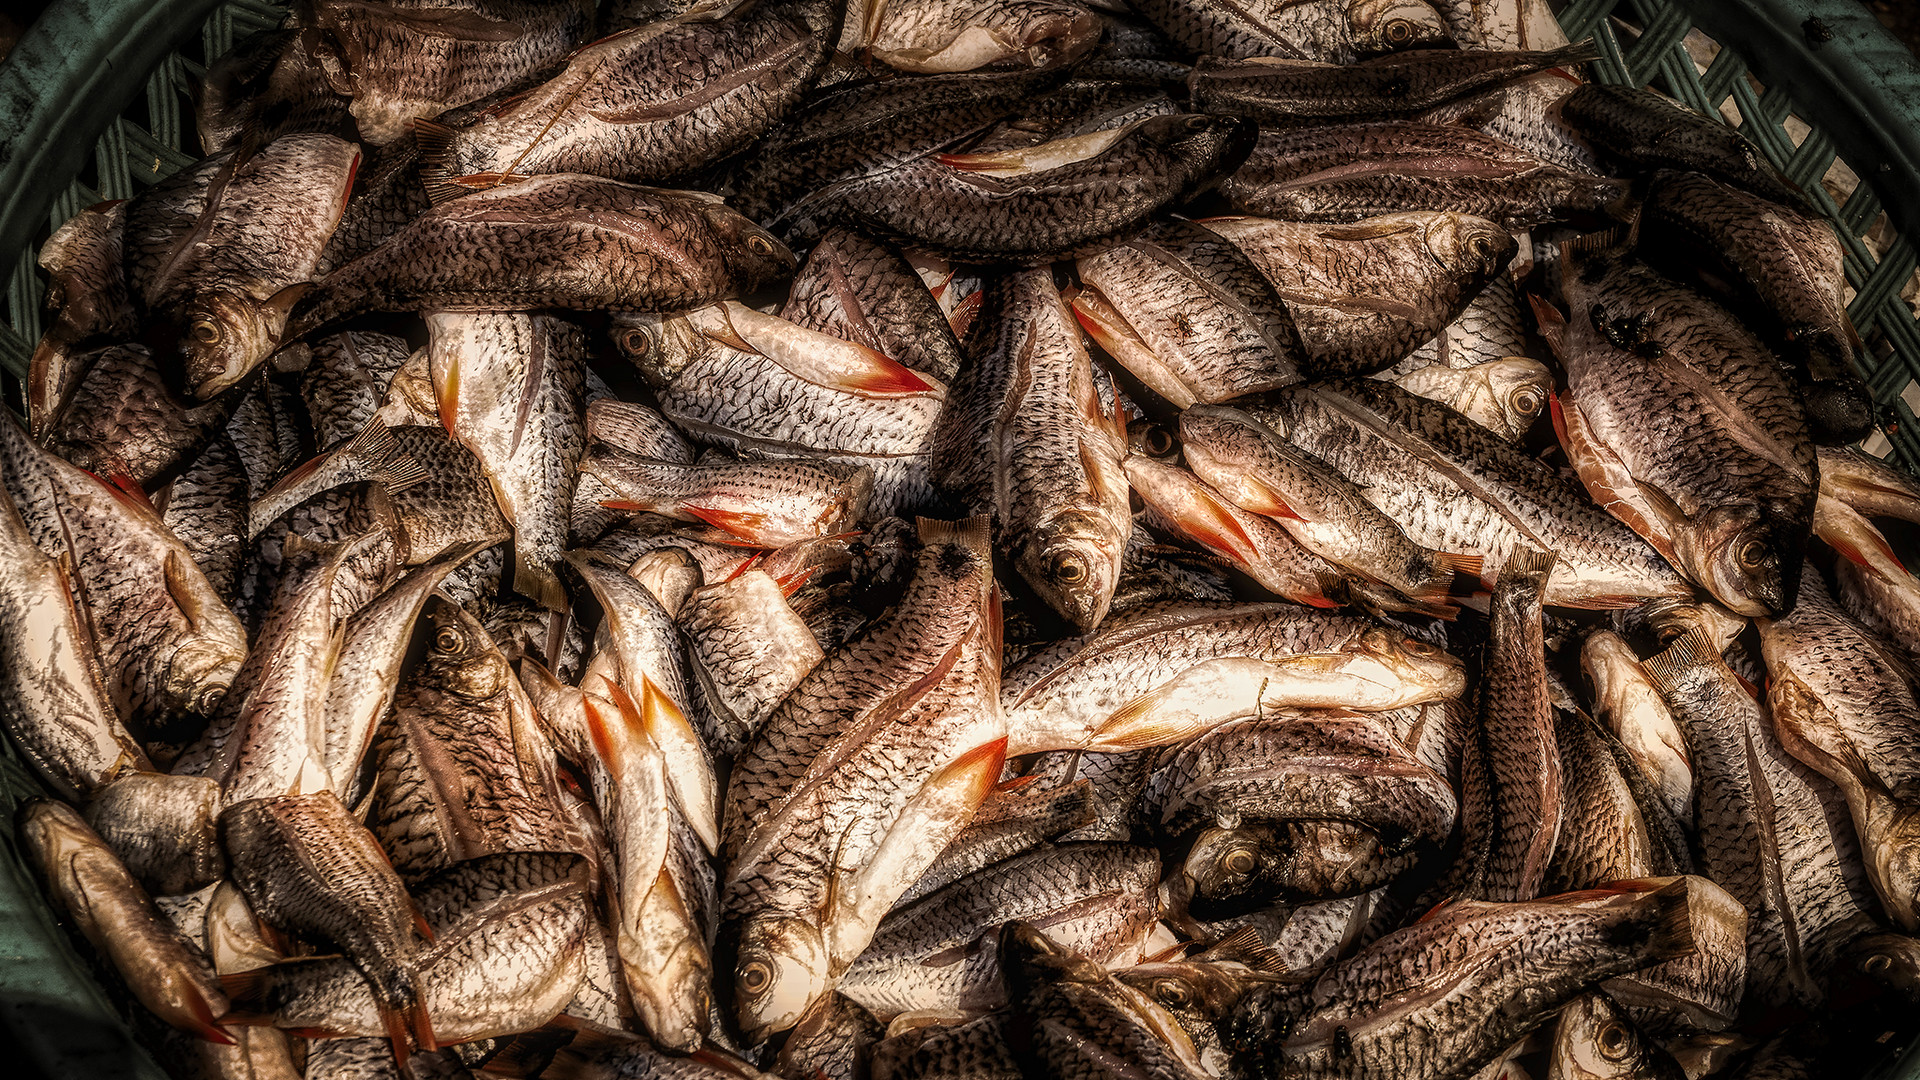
[1468, 234, 1496, 261]
[433, 626, 464, 654]
[1183, 115, 1211, 133]
[1153, 978, 1192, 1009]
[1223, 848, 1257, 876]
[1510, 388, 1543, 416]
[1865, 953, 1894, 975]
[1597, 1021, 1633, 1061]
[195, 687, 226, 714]
[190, 317, 221, 345]
[1738, 540, 1771, 569]
[746, 234, 775, 256]
[1144, 428, 1174, 456]
[1384, 19, 1413, 45]
[740, 960, 773, 995]
[1050, 552, 1087, 584]
[621, 327, 653, 358]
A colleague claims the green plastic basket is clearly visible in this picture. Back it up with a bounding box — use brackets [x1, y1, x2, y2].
[1, 0, 1920, 1076]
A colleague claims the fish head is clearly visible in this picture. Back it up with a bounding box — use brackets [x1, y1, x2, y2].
[702, 207, 798, 292]
[1696, 502, 1802, 617]
[1548, 992, 1684, 1080]
[1113, 959, 1279, 1075]
[180, 286, 308, 399]
[1347, 0, 1454, 57]
[421, 598, 509, 703]
[1460, 357, 1552, 441]
[1847, 933, 1920, 1005]
[1423, 215, 1517, 289]
[733, 916, 829, 1043]
[1353, 628, 1466, 702]
[1016, 510, 1123, 634]
[611, 312, 701, 387]
[163, 636, 245, 716]
[998, 921, 1108, 993]
[1127, 419, 1180, 463]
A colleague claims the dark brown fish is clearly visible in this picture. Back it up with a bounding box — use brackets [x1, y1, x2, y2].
[1557, 83, 1803, 206]
[30, 199, 136, 436]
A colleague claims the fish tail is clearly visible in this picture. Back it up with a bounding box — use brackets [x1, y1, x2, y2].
[412, 120, 464, 205]
[1548, 39, 1603, 67]
[1640, 877, 1698, 962]
[915, 514, 992, 551]
[380, 1005, 414, 1067]
[344, 419, 428, 495]
[1639, 628, 1716, 696]
[214, 968, 275, 1023]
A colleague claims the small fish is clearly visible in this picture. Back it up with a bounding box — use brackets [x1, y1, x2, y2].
[1130, 0, 1453, 63]
[1580, 630, 1691, 828]
[1557, 83, 1803, 207]
[864, 0, 1101, 73]
[585, 445, 874, 548]
[219, 790, 435, 1052]
[782, 227, 967, 384]
[1545, 992, 1684, 1080]
[43, 342, 245, 489]
[30, 199, 136, 436]
[83, 772, 226, 897]
[1385, 356, 1552, 443]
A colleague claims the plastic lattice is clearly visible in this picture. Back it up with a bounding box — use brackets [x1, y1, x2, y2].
[1559, 0, 1920, 473]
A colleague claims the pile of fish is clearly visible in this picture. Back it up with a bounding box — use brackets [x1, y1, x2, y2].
[12, 0, 1920, 1077]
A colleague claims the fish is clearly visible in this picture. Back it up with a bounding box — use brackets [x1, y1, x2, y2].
[1759, 570, 1920, 931]
[30, 199, 136, 436]
[285, 174, 795, 335]
[837, 842, 1161, 1021]
[299, 331, 414, 449]
[1072, 217, 1305, 408]
[1453, 547, 1559, 902]
[380, 425, 516, 564]
[218, 790, 436, 1053]
[822, 114, 1255, 263]
[863, 0, 1100, 73]
[1246, 379, 1692, 607]
[412, 0, 838, 194]
[1637, 169, 1873, 445]
[1385, 356, 1552, 444]
[297, 0, 596, 144]
[935, 268, 1132, 631]
[1189, 42, 1600, 126]
[1544, 992, 1685, 1080]
[1251, 879, 1699, 1080]
[1179, 403, 1482, 609]
[1221, 122, 1628, 229]
[1110, 935, 1295, 1077]
[1579, 630, 1691, 827]
[1556, 83, 1804, 207]
[427, 311, 588, 609]
[898, 778, 1101, 904]
[19, 799, 233, 1045]
[1202, 212, 1516, 376]
[1130, 0, 1454, 63]
[584, 446, 874, 548]
[1641, 627, 1880, 1007]
[1001, 601, 1464, 754]
[0, 410, 250, 728]
[120, 134, 362, 398]
[83, 772, 227, 897]
[723, 517, 1004, 1040]
[1544, 709, 1692, 897]
[782, 227, 968, 384]
[44, 342, 247, 489]
[365, 598, 571, 879]
[778, 993, 886, 1080]
[1538, 235, 1816, 617]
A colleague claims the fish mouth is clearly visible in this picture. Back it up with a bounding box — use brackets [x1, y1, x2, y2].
[1017, 522, 1120, 634]
[1699, 507, 1804, 617]
[732, 917, 829, 1043]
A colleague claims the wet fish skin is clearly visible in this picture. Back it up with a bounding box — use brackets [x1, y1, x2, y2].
[1759, 571, 1920, 931]
[1130, 0, 1452, 64]
[414, 0, 839, 192]
[20, 799, 232, 1045]
[1203, 212, 1516, 377]
[1222, 122, 1628, 230]
[380, 425, 516, 564]
[899, 778, 1101, 904]
[84, 772, 226, 897]
[1249, 379, 1691, 607]
[219, 790, 434, 1049]
[1072, 217, 1304, 408]
[937, 269, 1131, 632]
[1385, 356, 1551, 444]
[1642, 626, 1879, 1007]
[299, 0, 595, 144]
[1580, 630, 1691, 828]
[778, 993, 886, 1080]
[1544, 708, 1694, 900]
[1542, 240, 1815, 617]
[724, 517, 1004, 1041]
[1261, 880, 1697, 1080]
[44, 342, 246, 489]
[1189, 42, 1599, 126]
[1637, 169, 1872, 445]
[299, 331, 413, 449]
[826, 114, 1256, 264]
[1557, 83, 1803, 207]
[782, 227, 966, 383]
[678, 567, 825, 759]
[838, 842, 1160, 1021]
[286, 174, 796, 335]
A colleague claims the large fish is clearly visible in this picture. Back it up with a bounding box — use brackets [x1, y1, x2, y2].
[723, 517, 1004, 1040]
[414, 0, 838, 194]
[936, 269, 1131, 632]
[863, 0, 1100, 73]
[1542, 267, 1809, 616]
[1130, 0, 1453, 63]
[1001, 601, 1463, 754]
[285, 174, 795, 335]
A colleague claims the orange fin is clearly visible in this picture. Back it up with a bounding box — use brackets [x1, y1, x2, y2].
[947, 289, 983, 341]
[381, 1005, 413, 1068]
[682, 504, 773, 543]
